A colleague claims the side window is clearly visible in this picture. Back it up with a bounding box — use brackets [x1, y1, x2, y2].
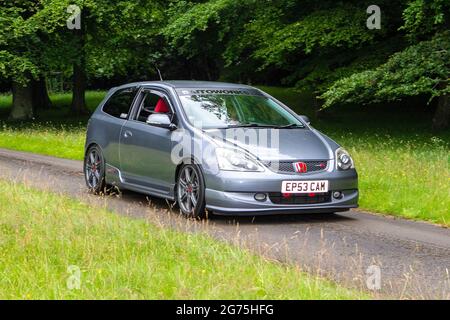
[102, 87, 137, 119]
[136, 91, 171, 123]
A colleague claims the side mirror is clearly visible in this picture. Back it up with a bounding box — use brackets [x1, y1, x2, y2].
[300, 115, 311, 125]
[146, 113, 177, 131]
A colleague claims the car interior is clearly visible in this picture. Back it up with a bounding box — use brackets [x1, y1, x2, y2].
[137, 92, 171, 122]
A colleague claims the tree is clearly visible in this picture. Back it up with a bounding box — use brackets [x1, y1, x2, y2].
[321, 32, 450, 129]
[162, 0, 252, 80]
[1, 0, 448, 128]
[162, 0, 404, 91]
[65, 0, 166, 113]
[321, 0, 450, 129]
[0, 0, 70, 119]
[0, 0, 166, 117]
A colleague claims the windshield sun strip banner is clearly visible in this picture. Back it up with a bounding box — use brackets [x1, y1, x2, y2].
[176, 88, 263, 96]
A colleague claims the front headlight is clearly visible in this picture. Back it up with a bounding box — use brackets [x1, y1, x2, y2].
[335, 147, 354, 170]
[216, 148, 264, 172]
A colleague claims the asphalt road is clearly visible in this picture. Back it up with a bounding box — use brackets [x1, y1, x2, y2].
[0, 148, 449, 299]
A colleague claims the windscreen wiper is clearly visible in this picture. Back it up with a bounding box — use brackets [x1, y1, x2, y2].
[223, 123, 304, 129]
[277, 123, 305, 129]
[226, 123, 279, 128]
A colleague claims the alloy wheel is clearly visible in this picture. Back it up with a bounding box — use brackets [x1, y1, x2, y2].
[85, 148, 102, 189]
[177, 166, 200, 214]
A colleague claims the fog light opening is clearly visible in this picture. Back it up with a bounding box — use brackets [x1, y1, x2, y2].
[254, 193, 267, 202]
[333, 191, 343, 199]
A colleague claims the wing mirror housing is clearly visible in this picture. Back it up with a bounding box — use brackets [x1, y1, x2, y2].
[146, 113, 177, 131]
[299, 115, 311, 125]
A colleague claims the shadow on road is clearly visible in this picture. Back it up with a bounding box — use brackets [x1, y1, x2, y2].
[211, 212, 354, 225]
[115, 188, 355, 226]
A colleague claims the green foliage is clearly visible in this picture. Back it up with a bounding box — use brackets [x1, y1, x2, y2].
[248, 5, 377, 68]
[0, 0, 72, 83]
[0, 51, 38, 83]
[401, 0, 450, 39]
[0, 0, 449, 123]
[161, 0, 253, 79]
[321, 32, 450, 107]
[286, 36, 406, 93]
[0, 0, 166, 84]
[82, 0, 166, 78]
[163, 0, 246, 56]
[162, 0, 405, 85]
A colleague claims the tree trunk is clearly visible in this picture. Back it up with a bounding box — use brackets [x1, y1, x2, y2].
[10, 81, 34, 120]
[432, 93, 449, 130]
[32, 78, 52, 110]
[70, 10, 88, 115]
[70, 60, 87, 114]
[313, 94, 324, 119]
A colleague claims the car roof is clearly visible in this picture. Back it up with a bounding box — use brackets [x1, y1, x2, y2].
[118, 80, 254, 90]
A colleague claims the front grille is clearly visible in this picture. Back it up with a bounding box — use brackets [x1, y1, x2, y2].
[263, 160, 328, 174]
[268, 192, 331, 205]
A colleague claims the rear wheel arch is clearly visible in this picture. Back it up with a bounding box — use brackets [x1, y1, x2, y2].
[85, 142, 108, 166]
[85, 142, 102, 157]
[84, 144, 107, 194]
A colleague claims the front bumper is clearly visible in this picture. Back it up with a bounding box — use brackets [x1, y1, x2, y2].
[204, 168, 358, 215]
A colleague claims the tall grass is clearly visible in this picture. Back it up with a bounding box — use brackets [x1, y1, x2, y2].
[0, 179, 362, 299]
[339, 134, 449, 224]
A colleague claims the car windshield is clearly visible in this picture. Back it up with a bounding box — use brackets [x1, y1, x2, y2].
[177, 89, 304, 129]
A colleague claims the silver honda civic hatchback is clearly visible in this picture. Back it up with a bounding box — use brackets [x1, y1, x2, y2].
[84, 81, 358, 218]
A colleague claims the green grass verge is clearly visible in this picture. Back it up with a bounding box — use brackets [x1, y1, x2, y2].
[0, 88, 449, 226]
[0, 124, 85, 160]
[339, 134, 449, 224]
[0, 179, 362, 299]
[0, 91, 102, 159]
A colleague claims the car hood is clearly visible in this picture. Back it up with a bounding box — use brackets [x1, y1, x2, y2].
[204, 128, 333, 161]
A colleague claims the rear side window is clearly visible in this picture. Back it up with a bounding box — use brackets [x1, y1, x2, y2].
[102, 87, 138, 119]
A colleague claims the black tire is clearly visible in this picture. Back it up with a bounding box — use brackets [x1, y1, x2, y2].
[176, 163, 206, 219]
[84, 145, 106, 194]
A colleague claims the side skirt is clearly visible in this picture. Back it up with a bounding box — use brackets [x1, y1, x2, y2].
[105, 163, 175, 201]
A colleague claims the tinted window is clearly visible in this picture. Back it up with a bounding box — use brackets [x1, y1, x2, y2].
[103, 87, 137, 119]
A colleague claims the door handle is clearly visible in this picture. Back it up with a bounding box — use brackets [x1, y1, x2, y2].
[123, 130, 133, 138]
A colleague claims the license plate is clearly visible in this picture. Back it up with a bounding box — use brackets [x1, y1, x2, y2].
[281, 180, 329, 193]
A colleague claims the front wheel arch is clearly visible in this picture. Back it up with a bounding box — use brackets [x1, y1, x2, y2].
[174, 156, 203, 185]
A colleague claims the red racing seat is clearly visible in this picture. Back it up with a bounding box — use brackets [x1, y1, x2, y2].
[154, 98, 169, 113]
